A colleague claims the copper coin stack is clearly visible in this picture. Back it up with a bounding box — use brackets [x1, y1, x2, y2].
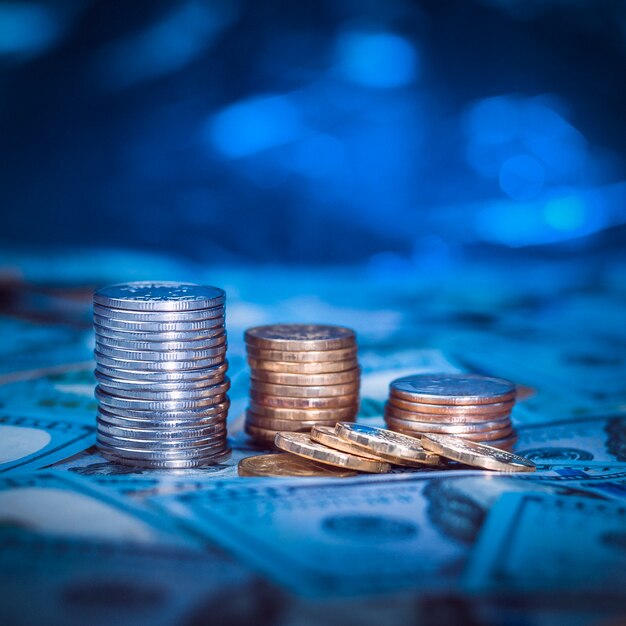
[384, 373, 518, 450]
[244, 324, 360, 447]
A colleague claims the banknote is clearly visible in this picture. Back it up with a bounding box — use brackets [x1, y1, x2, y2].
[153, 471, 603, 597]
[0, 413, 94, 474]
[0, 530, 262, 626]
[0, 471, 197, 547]
[464, 491, 626, 598]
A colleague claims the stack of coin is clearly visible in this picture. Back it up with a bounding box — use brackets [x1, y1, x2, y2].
[93, 281, 230, 468]
[384, 374, 517, 450]
[244, 324, 360, 447]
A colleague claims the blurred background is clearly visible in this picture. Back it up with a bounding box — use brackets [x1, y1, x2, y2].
[1, 0, 625, 265]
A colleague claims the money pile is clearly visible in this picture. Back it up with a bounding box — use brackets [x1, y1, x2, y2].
[244, 324, 360, 447]
[384, 373, 517, 450]
[93, 281, 230, 468]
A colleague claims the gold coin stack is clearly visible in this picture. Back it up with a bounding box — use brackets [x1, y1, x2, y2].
[384, 373, 518, 450]
[244, 324, 360, 447]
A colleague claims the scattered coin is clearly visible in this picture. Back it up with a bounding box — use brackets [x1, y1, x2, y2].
[238, 453, 358, 477]
[274, 432, 390, 473]
[420, 433, 536, 472]
[310, 425, 394, 462]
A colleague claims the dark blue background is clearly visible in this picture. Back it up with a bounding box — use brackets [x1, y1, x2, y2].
[1, 0, 625, 263]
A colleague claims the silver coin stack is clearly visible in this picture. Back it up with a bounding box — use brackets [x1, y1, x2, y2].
[93, 281, 230, 468]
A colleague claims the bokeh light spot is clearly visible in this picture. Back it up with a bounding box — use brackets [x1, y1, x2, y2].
[0, 3, 59, 56]
[499, 154, 545, 201]
[543, 196, 587, 231]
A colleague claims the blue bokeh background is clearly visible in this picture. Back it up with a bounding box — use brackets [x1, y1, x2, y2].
[1, 0, 625, 263]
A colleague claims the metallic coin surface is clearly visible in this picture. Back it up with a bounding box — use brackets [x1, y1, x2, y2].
[94, 282, 226, 311]
[95, 361, 228, 382]
[95, 352, 225, 371]
[335, 422, 442, 465]
[94, 315, 225, 334]
[95, 343, 227, 362]
[96, 333, 227, 352]
[100, 448, 231, 469]
[238, 453, 358, 477]
[93, 303, 225, 322]
[245, 412, 343, 431]
[95, 371, 226, 392]
[246, 346, 357, 363]
[97, 439, 228, 461]
[249, 380, 359, 398]
[95, 386, 227, 411]
[245, 324, 356, 352]
[247, 401, 358, 421]
[244, 423, 283, 446]
[386, 418, 514, 443]
[96, 400, 229, 422]
[250, 390, 358, 409]
[420, 433, 535, 472]
[387, 395, 515, 416]
[390, 374, 516, 405]
[247, 358, 358, 374]
[97, 431, 225, 451]
[97, 409, 227, 430]
[96, 378, 230, 401]
[274, 432, 390, 473]
[97, 421, 226, 441]
[383, 413, 512, 433]
[310, 425, 391, 461]
[384, 404, 511, 423]
[250, 368, 360, 386]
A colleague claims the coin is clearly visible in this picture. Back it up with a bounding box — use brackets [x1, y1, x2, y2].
[96, 378, 230, 401]
[390, 374, 516, 405]
[274, 432, 390, 473]
[383, 413, 512, 433]
[95, 343, 227, 362]
[247, 358, 358, 374]
[250, 390, 358, 409]
[335, 422, 442, 465]
[95, 386, 227, 411]
[246, 346, 357, 363]
[95, 361, 228, 382]
[387, 395, 515, 416]
[249, 380, 359, 398]
[384, 404, 511, 423]
[247, 402, 357, 421]
[238, 453, 358, 477]
[245, 412, 343, 431]
[94, 352, 225, 371]
[97, 439, 228, 461]
[94, 282, 226, 311]
[244, 423, 283, 446]
[94, 316, 225, 334]
[93, 303, 225, 322]
[100, 448, 231, 469]
[245, 324, 356, 352]
[96, 430, 226, 451]
[96, 333, 227, 352]
[97, 409, 227, 430]
[95, 371, 226, 392]
[97, 421, 226, 441]
[96, 400, 230, 422]
[250, 368, 360, 386]
[420, 433, 535, 472]
[310, 425, 392, 461]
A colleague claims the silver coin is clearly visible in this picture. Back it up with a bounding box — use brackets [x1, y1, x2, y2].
[97, 439, 228, 460]
[99, 447, 231, 469]
[94, 322, 226, 343]
[94, 313, 226, 333]
[95, 370, 226, 392]
[96, 430, 226, 450]
[95, 361, 228, 382]
[95, 386, 228, 411]
[97, 408, 227, 429]
[390, 374, 516, 405]
[95, 343, 227, 362]
[93, 303, 225, 322]
[97, 420, 226, 441]
[94, 351, 225, 370]
[95, 378, 230, 400]
[96, 400, 230, 422]
[96, 333, 227, 353]
[94, 282, 226, 312]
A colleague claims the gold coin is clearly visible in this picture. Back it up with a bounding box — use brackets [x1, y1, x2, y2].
[248, 401, 358, 421]
[244, 423, 281, 447]
[386, 417, 514, 442]
[274, 432, 390, 473]
[250, 390, 359, 409]
[245, 324, 356, 351]
[335, 422, 443, 466]
[250, 367, 360, 386]
[420, 433, 535, 472]
[387, 395, 515, 416]
[384, 403, 511, 423]
[246, 346, 357, 362]
[238, 453, 358, 477]
[248, 358, 359, 374]
[383, 412, 512, 433]
[246, 411, 343, 431]
[310, 425, 431, 467]
[250, 380, 359, 398]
